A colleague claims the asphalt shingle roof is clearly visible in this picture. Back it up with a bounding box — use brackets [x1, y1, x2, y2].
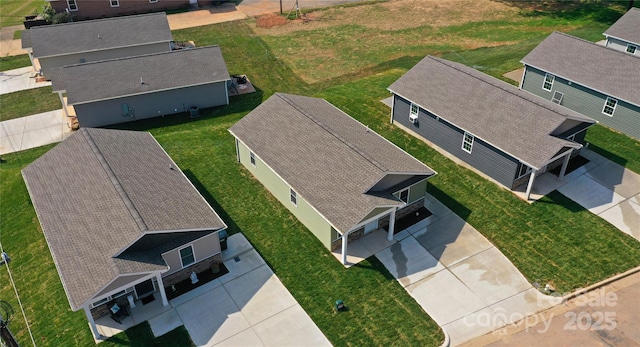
[51, 46, 230, 105]
[388, 56, 595, 169]
[604, 7, 640, 46]
[24, 12, 172, 57]
[521, 32, 640, 106]
[22, 128, 226, 310]
[229, 93, 435, 234]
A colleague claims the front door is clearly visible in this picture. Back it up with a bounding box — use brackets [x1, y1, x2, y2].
[364, 219, 378, 234]
[134, 279, 155, 299]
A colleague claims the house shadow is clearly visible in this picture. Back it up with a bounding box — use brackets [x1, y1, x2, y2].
[491, 0, 624, 24]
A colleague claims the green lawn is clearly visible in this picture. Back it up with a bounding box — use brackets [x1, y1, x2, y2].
[0, 0, 42, 28]
[0, 54, 31, 71]
[0, 87, 61, 121]
[1, 2, 639, 347]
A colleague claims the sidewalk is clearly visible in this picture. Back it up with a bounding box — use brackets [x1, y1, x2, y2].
[0, 110, 71, 155]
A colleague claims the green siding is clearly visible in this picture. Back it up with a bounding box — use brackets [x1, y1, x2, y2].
[522, 66, 640, 139]
[392, 179, 428, 205]
[358, 207, 391, 224]
[236, 140, 334, 249]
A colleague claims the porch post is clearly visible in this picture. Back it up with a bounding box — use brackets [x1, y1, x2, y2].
[341, 233, 348, 265]
[558, 152, 572, 181]
[155, 273, 169, 307]
[387, 208, 396, 241]
[83, 306, 102, 340]
[525, 169, 538, 201]
[58, 91, 69, 117]
[27, 52, 36, 72]
[390, 95, 395, 123]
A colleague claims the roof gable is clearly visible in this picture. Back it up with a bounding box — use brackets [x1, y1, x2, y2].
[521, 32, 640, 106]
[51, 46, 230, 104]
[388, 56, 595, 169]
[604, 8, 640, 46]
[22, 128, 226, 310]
[229, 93, 435, 233]
[25, 12, 172, 57]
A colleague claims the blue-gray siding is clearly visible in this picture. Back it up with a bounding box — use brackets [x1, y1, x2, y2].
[392, 95, 520, 188]
[74, 82, 228, 127]
[521, 66, 640, 139]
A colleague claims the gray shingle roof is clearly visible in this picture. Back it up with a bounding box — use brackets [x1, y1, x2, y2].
[388, 56, 595, 170]
[604, 7, 640, 46]
[24, 12, 172, 57]
[22, 128, 226, 310]
[229, 93, 435, 234]
[521, 32, 640, 107]
[51, 46, 230, 105]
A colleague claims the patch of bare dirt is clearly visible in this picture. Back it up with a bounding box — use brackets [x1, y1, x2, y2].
[256, 14, 288, 29]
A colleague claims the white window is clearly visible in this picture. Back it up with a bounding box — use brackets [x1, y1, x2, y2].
[290, 189, 297, 206]
[398, 188, 409, 203]
[626, 44, 637, 55]
[410, 103, 419, 117]
[250, 151, 256, 166]
[602, 97, 617, 116]
[149, 0, 158, 2]
[462, 132, 474, 153]
[67, 0, 78, 11]
[542, 73, 554, 91]
[517, 163, 532, 178]
[179, 245, 195, 268]
[110, 0, 120, 7]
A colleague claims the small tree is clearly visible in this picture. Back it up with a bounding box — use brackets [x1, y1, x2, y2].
[39, 3, 73, 24]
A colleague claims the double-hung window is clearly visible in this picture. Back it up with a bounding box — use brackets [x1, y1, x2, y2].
[110, 0, 120, 7]
[410, 103, 419, 117]
[398, 189, 409, 204]
[626, 44, 637, 55]
[67, 0, 78, 11]
[542, 73, 555, 91]
[290, 189, 297, 206]
[462, 132, 474, 153]
[602, 97, 617, 116]
[250, 151, 256, 166]
[179, 245, 195, 268]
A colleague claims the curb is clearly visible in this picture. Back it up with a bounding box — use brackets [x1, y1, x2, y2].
[438, 328, 450, 347]
[560, 265, 640, 302]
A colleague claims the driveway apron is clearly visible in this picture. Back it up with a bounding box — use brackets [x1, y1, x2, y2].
[376, 194, 558, 346]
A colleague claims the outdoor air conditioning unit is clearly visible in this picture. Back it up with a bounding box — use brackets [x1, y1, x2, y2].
[409, 114, 419, 124]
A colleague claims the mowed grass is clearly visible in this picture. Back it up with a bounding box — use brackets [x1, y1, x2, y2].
[0, 0, 42, 28]
[1, 1, 639, 346]
[0, 54, 31, 71]
[0, 87, 61, 121]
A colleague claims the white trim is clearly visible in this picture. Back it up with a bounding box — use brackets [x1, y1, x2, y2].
[542, 73, 555, 91]
[396, 187, 409, 204]
[518, 66, 526, 89]
[67, 0, 78, 11]
[515, 163, 532, 179]
[85, 272, 160, 309]
[250, 151, 256, 167]
[349, 206, 397, 232]
[364, 172, 432, 194]
[521, 63, 640, 109]
[462, 132, 474, 153]
[178, 244, 196, 268]
[390, 93, 396, 123]
[602, 97, 617, 116]
[110, 0, 120, 7]
[626, 44, 637, 55]
[149, 0, 158, 2]
[290, 188, 297, 207]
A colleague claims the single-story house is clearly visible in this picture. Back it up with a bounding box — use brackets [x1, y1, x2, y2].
[21, 12, 172, 79]
[22, 128, 227, 340]
[520, 32, 640, 139]
[603, 7, 640, 55]
[50, 45, 231, 127]
[388, 56, 596, 200]
[46, 0, 217, 21]
[229, 93, 437, 265]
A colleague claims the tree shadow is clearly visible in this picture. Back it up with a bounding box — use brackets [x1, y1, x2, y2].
[493, 0, 625, 24]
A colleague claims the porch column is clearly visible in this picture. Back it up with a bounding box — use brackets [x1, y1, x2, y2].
[558, 152, 572, 181]
[155, 273, 169, 307]
[525, 169, 538, 201]
[341, 233, 348, 265]
[83, 306, 102, 340]
[387, 208, 396, 241]
[27, 52, 36, 72]
[57, 91, 69, 117]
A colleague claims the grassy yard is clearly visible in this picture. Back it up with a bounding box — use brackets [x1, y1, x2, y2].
[0, 0, 42, 28]
[1, 1, 640, 346]
[0, 87, 61, 121]
[0, 54, 31, 71]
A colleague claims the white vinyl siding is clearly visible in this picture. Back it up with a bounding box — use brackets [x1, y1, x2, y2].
[462, 132, 474, 153]
[602, 97, 617, 116]
[542, 73, 554, 91]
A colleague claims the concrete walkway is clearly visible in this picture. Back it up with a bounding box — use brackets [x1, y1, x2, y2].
[375, 194, 559, 346]
[461, 270, 640, 347]
[557, 149, 640, 241]
[0, 110, 71, 155]
[0, 66, 50, 95]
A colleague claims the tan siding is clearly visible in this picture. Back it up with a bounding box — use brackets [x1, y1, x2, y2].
[192, 232, 221, 262]
[162, 248, 182, 275]
[408, 179, 427, 203]
[237, 140, 334, 249]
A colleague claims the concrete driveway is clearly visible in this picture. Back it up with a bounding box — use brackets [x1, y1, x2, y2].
[557, 149, 640, 241]
[0, 110, 71, 155]
[376, 195, 558, 346]
[1, 67, 50, 95]
[148, 233, 330, 346]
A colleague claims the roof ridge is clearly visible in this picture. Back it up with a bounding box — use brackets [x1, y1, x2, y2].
[552, 31, 640, 59]
[31, 12, 166, 30]
[277, 93, 389, 172]
[429, 56, 591, 131]
[81, 129, 148, 232]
